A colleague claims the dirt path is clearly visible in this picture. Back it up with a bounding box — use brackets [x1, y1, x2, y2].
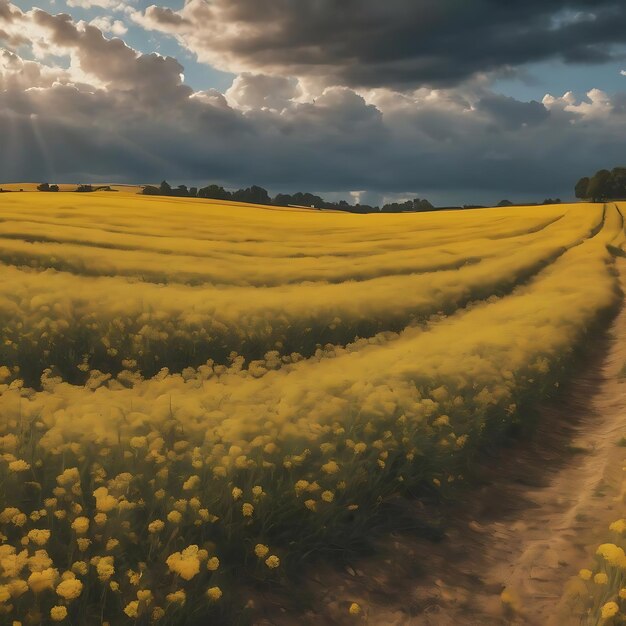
[255, 258, 626, 626]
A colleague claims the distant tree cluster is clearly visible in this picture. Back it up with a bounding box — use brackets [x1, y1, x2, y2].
[141, 180, 436, 213]
[380, 198, 434, 213]
[496, 199, 560, 208]
[575, 167, 626, 202]
[143, 181, 199, 198]
[35, 183, 117, 193]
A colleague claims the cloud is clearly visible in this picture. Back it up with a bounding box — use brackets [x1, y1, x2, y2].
[66, 0, 127, 9]
[1, 2, 625, 204]
[89, 17, 128, 36]
[132, 0, 626, 89]
[225, 73, 301, 111]
[477, 94, 551, 129]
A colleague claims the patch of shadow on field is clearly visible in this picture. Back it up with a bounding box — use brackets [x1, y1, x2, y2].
[247, 305, 620, 626]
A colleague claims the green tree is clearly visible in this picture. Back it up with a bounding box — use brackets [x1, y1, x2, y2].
[574, 177, 589, 200]
[586, 169, 611, 202]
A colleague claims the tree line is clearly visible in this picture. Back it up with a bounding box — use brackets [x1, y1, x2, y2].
[142, 180, 435, 213]
[575, 167, 626, 202]
[37, 184, 117, 193]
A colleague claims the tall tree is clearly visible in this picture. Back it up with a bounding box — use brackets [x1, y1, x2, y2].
[586, 169, 611, 202]
[574, 177, 589, 200]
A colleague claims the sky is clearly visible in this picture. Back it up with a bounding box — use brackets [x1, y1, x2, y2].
[1, 0, 626, 205]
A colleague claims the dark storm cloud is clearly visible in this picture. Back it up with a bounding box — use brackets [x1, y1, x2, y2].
[135, 0, 626, 88]
[476, 95, 551, 129]
[1, 2, 625, 204]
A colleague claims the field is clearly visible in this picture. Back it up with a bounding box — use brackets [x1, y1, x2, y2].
[0, 191, 625, 625]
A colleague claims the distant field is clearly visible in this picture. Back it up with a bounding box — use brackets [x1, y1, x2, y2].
[0, 183, 146, 194]
[0, 192, 624, 625]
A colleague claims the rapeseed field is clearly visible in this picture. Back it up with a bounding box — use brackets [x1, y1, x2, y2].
[0, 193, 624, 624]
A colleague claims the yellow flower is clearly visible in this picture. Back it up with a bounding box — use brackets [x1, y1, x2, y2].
[76, 538, 91, 552]
[28, 567, 58, 593]
[206, 586, 222, 601]
[252, 485, 264, 497]
[0, 433, 18, 450]
[109, 581, 119, 591]
[304, 499, 317, 511]
[321, 491, 334, 503]
[433, 415, 450, 427]
[56, 468, 80, 486]
[124, 601, 140, 618]
[594, 572, 609, 585]
[255, 544, 269, 558]
[601, 601, 619, 618]
[56, 578, 83, 601]
[0, 507, 20, 523]
[8, 460, 30, 472]
[7, 580, 28, 598]
[71, 561, 88, 576]
[0, 585, 10, 602]
[349, 602, 361, 615]
[93, 487, 117, 512]
[165, 590, 186, 605]
[50, 606, 68, 622]
[137, 589, 153, 603]
[183, 475, 200, 490]
[71, 517, 90, 535]
[106, 539, 119, 551]
[167, 510, 182, 524]
[207, 557, 219, 571]
[212, 466, 227, 478]
[11, 513, 27, 527]
[94, 513, 107, 526]
[27, 530, 50, 546]
[619, 588, 626, 599]
[294, 480, 309, 496]
[610, 519, 626, 534]
[321, 461, 340, 475]
[129, 436, 147, 449]
[456, 434, 469, 448]
[578, 569, 592, 580]
[232, 487, 243, 500]
[152, 607, 165, 621]
[242, 503, 254, 517]
[197, 508, 217, 522]
[265, 555, 280, 569]
[596, 543, 626, 568]
[148, 520, 165, 533]
[96, 556, 115, 581]
[166, 545, 201, 580]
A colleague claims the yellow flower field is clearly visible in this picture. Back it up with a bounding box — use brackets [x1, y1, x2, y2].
[0, 192, 624, 624]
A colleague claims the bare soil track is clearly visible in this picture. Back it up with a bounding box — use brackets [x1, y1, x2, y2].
[254, 258, 626, 626]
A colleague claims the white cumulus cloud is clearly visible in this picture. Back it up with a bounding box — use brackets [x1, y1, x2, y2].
[89, 16, 128, 36]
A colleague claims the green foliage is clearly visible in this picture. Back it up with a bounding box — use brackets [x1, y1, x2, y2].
[576, 168, 626, 202]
